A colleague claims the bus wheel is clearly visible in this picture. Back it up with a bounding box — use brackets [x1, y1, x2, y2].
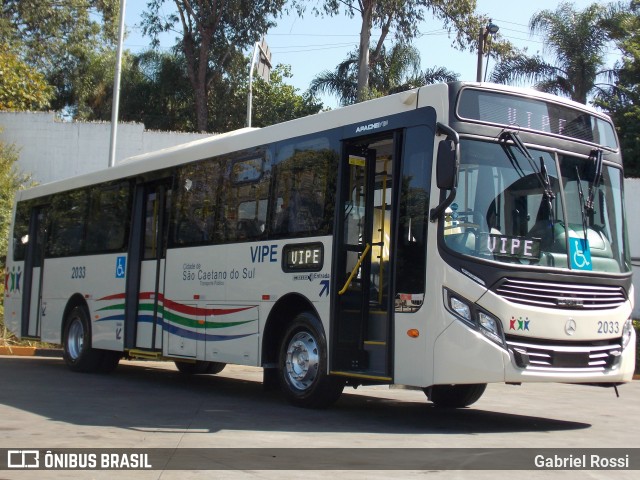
[425, 383, 487, 408]
[174, 360, 225, 374]
[62, 305, 103, 373]
[278, 312, 344, 408]
[99, 351, 122, 373]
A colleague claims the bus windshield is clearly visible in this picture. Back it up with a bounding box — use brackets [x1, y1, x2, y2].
[443, 139, 630, 273]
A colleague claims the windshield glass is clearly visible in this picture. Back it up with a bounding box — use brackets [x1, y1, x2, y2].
[443, 139, 630, 273]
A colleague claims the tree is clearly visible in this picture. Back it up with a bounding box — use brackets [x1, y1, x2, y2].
[0, 45, 53, 111]
[0, 0, 119, 112]
[142, 0, 286, 132]
[596, 1, 640, 176]
[300, 0, 486, 102]
[310, 43, 458, 105]
[210, 64, 324, 131]
[0, 136, 32, 266]
[490, 2, 619, 104]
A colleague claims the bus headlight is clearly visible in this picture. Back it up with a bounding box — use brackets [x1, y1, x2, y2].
[622, 318, 633, 349]
[449, 296, 472, 322]
[443, 288, 506, 349]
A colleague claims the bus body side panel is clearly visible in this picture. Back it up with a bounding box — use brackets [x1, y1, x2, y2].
[161, 237, 333, 366]
[39, 254, 128, 350]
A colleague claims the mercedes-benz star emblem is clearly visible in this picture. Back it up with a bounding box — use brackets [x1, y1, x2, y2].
[565, 318, 577, 336]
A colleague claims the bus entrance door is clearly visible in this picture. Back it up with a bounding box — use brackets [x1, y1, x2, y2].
[125, 179, 172, 352]
[21, 207, 47, 339]
[332, 134, 397, 381]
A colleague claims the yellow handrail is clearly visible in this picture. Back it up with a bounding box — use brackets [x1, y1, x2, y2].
[338, 243, 371, 295]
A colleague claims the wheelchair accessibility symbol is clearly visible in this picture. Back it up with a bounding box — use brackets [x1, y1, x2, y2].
[570, 238, 592, 271]
[115, 256, 126, 278]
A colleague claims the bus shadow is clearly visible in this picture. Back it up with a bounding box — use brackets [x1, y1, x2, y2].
[0, 357, 591, 436]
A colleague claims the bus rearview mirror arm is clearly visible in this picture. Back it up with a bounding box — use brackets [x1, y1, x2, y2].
[430, 123, 460, 222]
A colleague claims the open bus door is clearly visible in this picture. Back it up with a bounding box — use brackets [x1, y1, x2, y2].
[20, 206, 47, 339]
[331, 132, 400, 381]
[125, 179, 172, 352]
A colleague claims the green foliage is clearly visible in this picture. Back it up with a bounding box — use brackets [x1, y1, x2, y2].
[210, 64, 323, 131]
[1, 0, 119, 114]
[0, 45, 53, 110]
[490, 1, 617, 104]
[142, 0, 287, 132]
[310, 43, 458, 106]
[299, 1, 510, 101]
[120, 50, 196, 131]
[0, 136, 32, 267]
[249, 65, 324, 128]
[595, 1, 640, 177]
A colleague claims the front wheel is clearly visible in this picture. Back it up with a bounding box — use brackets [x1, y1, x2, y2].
[425, 383, 487, 408]
[278, 312, 344, 408]
[62, 305, 103, 373]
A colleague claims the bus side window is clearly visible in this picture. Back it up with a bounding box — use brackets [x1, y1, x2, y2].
[271, 136, 338, 238]
[172, 159, 225, 246]
[12, 201, 31, 261]
[47, 189, 88, 257]
[228, 154, 270, 242]
[86, 182, 130, 253]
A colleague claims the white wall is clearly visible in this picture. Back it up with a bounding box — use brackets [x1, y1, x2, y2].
[0, 111, 210, 184]
[625, 178, 640, 318]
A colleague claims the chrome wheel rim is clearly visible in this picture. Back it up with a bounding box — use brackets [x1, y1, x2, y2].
[285, 331, 320, 391]
[67, 318, 84, 360]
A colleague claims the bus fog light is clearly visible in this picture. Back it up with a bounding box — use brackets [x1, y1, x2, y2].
[450, 296, 471, 322]
[478, 311, 504, 346]
[622, 318, 633, 349]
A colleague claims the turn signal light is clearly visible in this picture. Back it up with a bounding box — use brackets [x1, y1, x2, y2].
[407, 329, 420, 338]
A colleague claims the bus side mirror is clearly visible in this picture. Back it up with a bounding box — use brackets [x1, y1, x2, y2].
[436, 139, 457, 190]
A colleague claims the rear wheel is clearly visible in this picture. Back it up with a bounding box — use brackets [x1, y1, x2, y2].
[278, 312, 344, 408]
[425, 383, 487, 408]
[174, 360, 226, 374]
[62, 305, 103, 373]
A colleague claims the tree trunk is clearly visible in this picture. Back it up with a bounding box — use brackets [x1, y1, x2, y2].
[357, 0, 375, 102]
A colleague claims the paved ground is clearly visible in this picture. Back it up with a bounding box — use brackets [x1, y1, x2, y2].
[0, 355, 638, 479]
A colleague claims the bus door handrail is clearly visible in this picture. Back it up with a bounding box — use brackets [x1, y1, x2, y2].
[338, 243, 371, 295]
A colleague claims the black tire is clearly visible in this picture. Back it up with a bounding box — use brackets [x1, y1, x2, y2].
[174, 360, 225, 374]
[425, 383, 487, 408]
[98, 350, 122, 373]
[62, 305, 103, 373]
[207, 362, 226, 374]
[278, 312, 344, 408]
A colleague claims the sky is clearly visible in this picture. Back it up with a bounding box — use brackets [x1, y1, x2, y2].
[123, 0, 620, 109]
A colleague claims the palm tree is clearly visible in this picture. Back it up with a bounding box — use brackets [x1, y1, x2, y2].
[490, 2, 617, 104]
[310, 43, 458, 106]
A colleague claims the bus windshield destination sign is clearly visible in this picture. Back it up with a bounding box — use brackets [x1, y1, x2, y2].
[457, 88, 618, 148]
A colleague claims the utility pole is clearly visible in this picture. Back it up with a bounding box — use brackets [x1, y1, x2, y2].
[476, 20, 499, 83]
[108, 0, 127, 167]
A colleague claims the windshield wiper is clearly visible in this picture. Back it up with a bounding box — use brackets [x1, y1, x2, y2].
[575, 149, 604, 242]
[499, 130, 556, 225]
[585, 149, 603, 214]
[575, 167, 589, 242]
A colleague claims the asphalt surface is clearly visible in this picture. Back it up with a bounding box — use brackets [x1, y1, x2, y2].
[0, 355, 638, 479]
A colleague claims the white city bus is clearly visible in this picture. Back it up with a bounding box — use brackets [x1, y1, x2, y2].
[3, 82, 635, 408]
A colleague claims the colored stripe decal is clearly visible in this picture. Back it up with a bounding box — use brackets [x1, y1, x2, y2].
[96, 292, 258, 342]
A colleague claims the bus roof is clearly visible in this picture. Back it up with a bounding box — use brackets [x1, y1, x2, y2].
[16, 81, 613, 202]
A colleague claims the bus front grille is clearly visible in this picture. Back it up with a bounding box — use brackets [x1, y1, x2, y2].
[494, 278, 626, 310]
[506, 337, 622, 372]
